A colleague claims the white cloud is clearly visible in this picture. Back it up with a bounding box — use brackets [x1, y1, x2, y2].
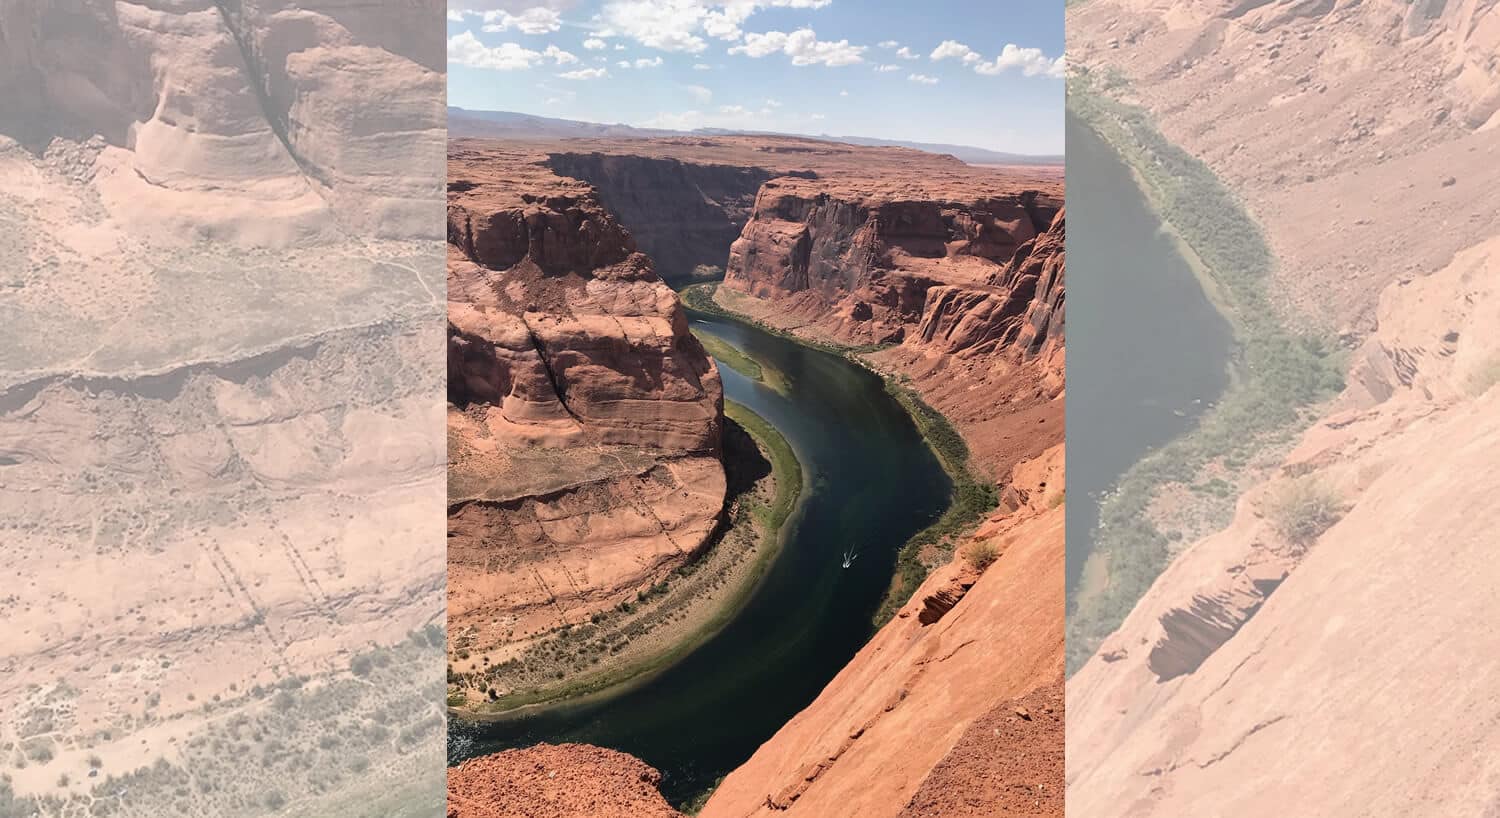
[615, 43, 627, 50]
[559, 66, 610, 79]
[447, 10, 466, 22]
[601, 0, 709, 53]
[448, 31, 543, 70]
[597, 0, 838, 56]
[878, 40, 899, 49]
[810, 113, 826, 120]
[583, 37, 608, 49]
[764, 98, 783, 107]
[908, 73, 938, 84]
[895, 46, 917, 60]
[618, 56, 664, 68]
[973, 44, 1066, 78]
[687, 84, 713, 103]
[930, 39, 981, 64]
[706, 0, 833, 40]
[839, 89, 848, 96]
[543, 44, 578, 64]
[730, 28, 864, 66]
[479, 7, 562, 35]
[719, 104, 751, 115]
[874, 64, 899, 72]
[693, 63, 713, 70]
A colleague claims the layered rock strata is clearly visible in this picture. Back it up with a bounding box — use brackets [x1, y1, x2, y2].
[725, 179, 1060, 347]
[446, 145, 725, 680]
[874, 209, 1067, 478]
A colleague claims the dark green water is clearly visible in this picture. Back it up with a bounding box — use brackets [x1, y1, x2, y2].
[1064, 112, 1234, 595]
[448, 311, 952, 806]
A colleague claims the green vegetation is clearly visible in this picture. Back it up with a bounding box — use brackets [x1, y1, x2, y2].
[696, 332, 763, 381]
[727, 401, 803, 533]
[693, 330, 791, 394]
[1066, 70, 1347, 673]
[1265, 478, 1346, 547]
[458, 401, 803, 716]
[964, 541, 1000, 571]
[872, 379, 998, 628]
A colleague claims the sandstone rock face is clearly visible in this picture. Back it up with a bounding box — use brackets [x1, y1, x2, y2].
[871, 209, 1066, 479]
[1067, 235, 1500, 815]
[448, 743, 685, 818]
[446, 143, 725, 680]
[725, 178, 1060, 345]
[700, 446, 1065, 818]
[546, 152, 775, 282]
[1, 0, 443, 243]
[916, 208, 1066, 364]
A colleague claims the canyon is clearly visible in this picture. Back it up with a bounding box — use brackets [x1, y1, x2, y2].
[446, 134, 1064, 816]
[1067, 0, 1500, 814]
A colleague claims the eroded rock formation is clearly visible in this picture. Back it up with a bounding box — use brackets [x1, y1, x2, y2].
[873, 209, 1066, 478]
[446, 143, 725, 684]
[725, 178, 1059, 347]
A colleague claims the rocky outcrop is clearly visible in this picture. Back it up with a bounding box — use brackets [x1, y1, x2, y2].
[724, 178, 1060, 345]
[916, 208, 1066, 361]
[699, 445, 1065, 818]
[546, 152, 775, 283]
[867, 210, 1066, 479]
[447, 743, 685, 818]
[446, 143, 725, 686]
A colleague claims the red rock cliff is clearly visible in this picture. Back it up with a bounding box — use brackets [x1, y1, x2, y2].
[724, 175, 1059, 346]
[445, 143, 725, 695]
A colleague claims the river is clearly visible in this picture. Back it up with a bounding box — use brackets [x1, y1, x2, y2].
[448, 310, 952, 806]
[1064, 112, 1234, 596]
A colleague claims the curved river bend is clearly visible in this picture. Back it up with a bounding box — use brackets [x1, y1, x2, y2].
[449, 310, 952, 805]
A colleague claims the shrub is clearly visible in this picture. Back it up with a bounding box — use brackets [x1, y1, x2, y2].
[964, 541, 1000, 571]
[1265, 478, 1345, 546]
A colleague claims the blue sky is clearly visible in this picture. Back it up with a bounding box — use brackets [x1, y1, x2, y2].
[447, 1, 1065, 154]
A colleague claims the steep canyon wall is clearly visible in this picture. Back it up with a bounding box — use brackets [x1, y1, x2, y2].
[445, 143, 726, 688]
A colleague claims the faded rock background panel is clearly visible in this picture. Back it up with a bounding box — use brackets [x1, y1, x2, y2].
[1065, 0, 1500, 815]
[0, 1, 447, 816]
